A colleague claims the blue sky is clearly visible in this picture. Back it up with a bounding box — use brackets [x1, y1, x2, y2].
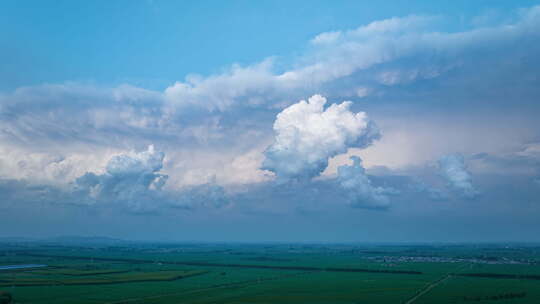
[1, 1, 540, 242]
[2, 0, 538, 90]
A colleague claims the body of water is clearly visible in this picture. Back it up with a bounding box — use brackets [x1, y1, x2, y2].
[0, 264, 47, 270]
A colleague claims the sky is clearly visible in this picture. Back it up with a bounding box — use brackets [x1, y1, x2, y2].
[1, 0, 540, 242]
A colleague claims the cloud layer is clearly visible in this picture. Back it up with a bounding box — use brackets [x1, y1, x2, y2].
[1, 5, 540, 239]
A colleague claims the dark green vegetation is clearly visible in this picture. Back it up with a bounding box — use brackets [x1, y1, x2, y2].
[1, 241, 540, 303]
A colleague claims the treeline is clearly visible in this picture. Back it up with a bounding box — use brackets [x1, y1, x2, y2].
[463, 292, 526, 301]
[457, 273, 540, 280]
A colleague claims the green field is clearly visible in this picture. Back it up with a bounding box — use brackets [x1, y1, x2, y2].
[1, 242, 539, 303]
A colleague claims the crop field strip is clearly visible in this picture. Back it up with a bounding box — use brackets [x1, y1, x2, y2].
[31, 269, 131, 276]
[0, 270, 208, 287]
[11, 252, 423, 275]
[102, 270, 318, 304]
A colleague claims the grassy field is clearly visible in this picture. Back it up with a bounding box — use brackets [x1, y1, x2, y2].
[1, 242, 539, 303]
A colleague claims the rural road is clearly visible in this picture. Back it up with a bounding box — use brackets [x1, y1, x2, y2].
[404, 263, 472, 304]
[403, 274, 452, 304]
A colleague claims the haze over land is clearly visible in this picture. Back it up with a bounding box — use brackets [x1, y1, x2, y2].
[1, 0, 540, 242]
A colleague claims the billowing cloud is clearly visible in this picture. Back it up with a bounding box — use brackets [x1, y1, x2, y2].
[262, 95, 380, 181]
[336, 156, 396, 209]
[438, 154, 479, 199]
[73, 145, 168, 212]
[71, 145, 230, 213]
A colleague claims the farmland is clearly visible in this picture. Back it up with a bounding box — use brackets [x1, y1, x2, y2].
[1, 241, 540, 303]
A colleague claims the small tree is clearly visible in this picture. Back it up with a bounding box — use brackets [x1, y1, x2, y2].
[0, 291, 12, 304]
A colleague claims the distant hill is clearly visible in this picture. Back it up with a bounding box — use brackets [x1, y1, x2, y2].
[47, 236, 127, 245]
[0, 235, 128, 245]
[0, 236, 38, 243]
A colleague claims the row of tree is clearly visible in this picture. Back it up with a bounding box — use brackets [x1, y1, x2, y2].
[463, 292, 526, 301]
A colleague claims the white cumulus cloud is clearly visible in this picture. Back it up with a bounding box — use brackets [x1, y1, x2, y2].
[262, 95, 380, 181]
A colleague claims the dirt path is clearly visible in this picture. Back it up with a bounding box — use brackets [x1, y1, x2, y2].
[403, 274, 452, 304]
[403, 263, 472, 304]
